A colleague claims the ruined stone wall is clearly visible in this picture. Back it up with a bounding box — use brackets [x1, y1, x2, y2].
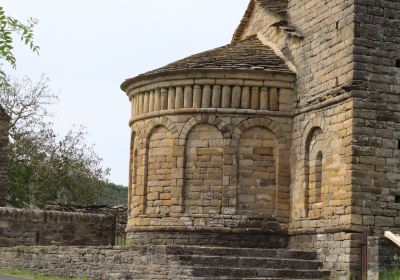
[0, 113, 9, 207]
[0, 208, 116, 246]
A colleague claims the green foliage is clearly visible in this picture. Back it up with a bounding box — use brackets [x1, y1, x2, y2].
[96, 182, 127, 206]
[0, 5, 39, 86]
[0, 269, 87, 280]
[1, 77, 110, 208]
[380, 266, 400, 280]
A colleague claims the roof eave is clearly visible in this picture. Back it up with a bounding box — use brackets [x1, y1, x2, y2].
[121, 68, 295, 94]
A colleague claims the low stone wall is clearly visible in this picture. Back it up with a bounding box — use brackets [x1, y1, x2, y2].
[289, 231, 362, 279]
[0, 207, 116, 246]
[128, 229, 289, 248]
[0, 245, 189, 280]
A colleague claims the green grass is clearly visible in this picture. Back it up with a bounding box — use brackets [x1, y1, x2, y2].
[380, 267, 400, 280]
[0, 269, 88, 280]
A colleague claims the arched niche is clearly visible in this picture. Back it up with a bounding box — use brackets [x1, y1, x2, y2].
[144, 125, 173, 215]
[183, 124, 224, 215]
[304, 127, 324, 218]
[238, 127, 277, 218]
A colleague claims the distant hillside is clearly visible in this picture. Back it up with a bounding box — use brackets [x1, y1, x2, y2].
[96, 182, 128, 206]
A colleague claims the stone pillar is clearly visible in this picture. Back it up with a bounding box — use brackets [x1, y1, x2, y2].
[161, 88, 168, 110]
[221, 86, 232, 108]
[202, 85, 212, 108]
[168, 88, 176, 110]
[148, 91, 155, 112]
[241, 86, 251, 109]
[251, 87, 260, 110]
[154, 89, 161, 111]
[175, 87, 184, 109]
[184, 86, 193, 108]
[193, 86, 202, 108]
[212, 85, 222, 108]
[143, 92, 149, 113]
[131, 96, 137, 119]
[260, 87, 269, 110]
[138, 93, 144, 115]
[270, 88, 279, 111]
[231, 86, 241, 109]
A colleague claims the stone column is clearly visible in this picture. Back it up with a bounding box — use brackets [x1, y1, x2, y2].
[184, 86, 193, 108]
[212, 85, 222, 108]
[202, 85, 212, 108]
[131, 96, 136, 119]
[193, 85, 202, 108]
[221, 86, 232, 108]
[138, 93, 144, 115]
[143, 92, 149, 113]
[161, 88, 168, 110]
[231, 86, 241, 109]
[251, 87, 260, 110]
[270, 88, 279, 111]
[154, 89, 161, 111]
[168, 87, 176, 110]
[148, 91, 155, 112]
[241, 86, 250, 109]
[175, 87, 184, 109]
[260, 87, 269, 110]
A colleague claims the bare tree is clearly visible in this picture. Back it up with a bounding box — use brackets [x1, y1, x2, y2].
[0, 76, 109, 207]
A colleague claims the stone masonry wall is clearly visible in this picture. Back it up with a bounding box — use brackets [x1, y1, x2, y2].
[126, 71, 295, 233]
[0, 207, 116, 246]
[351, 0, 400, 235]
[0, 114, 9, 207]
[283, 1, 357, 278]
[0, 245, 190, 280]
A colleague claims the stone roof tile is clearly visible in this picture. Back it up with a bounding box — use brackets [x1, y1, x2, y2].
[139, 35, 292, 77]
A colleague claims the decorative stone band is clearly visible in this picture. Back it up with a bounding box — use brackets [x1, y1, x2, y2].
[123, 70, 295, 123]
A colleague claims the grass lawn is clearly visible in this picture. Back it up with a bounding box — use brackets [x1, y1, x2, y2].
[0, 269, 87, 280]
[380, 267, 400, 280]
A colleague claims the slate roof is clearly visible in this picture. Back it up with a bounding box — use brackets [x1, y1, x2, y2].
[138, 35, 292, 77]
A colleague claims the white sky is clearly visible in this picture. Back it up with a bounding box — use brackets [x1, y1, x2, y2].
[1, 0, 249, 185]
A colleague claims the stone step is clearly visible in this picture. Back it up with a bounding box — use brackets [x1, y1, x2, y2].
[189, 266, 330, 279]
[189, 278, 324, 280]
[166, 245, 317, 260]
[177, 255, 323, 270]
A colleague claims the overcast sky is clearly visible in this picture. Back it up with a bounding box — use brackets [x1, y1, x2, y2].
[2, 0, 249, 185]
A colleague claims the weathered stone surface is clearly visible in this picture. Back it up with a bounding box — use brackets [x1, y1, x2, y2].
[0, 106, 9, 207]
[0, 207, 115, 246]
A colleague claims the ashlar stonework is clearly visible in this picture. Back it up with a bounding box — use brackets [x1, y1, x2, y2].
[119, 0, 400, 279]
